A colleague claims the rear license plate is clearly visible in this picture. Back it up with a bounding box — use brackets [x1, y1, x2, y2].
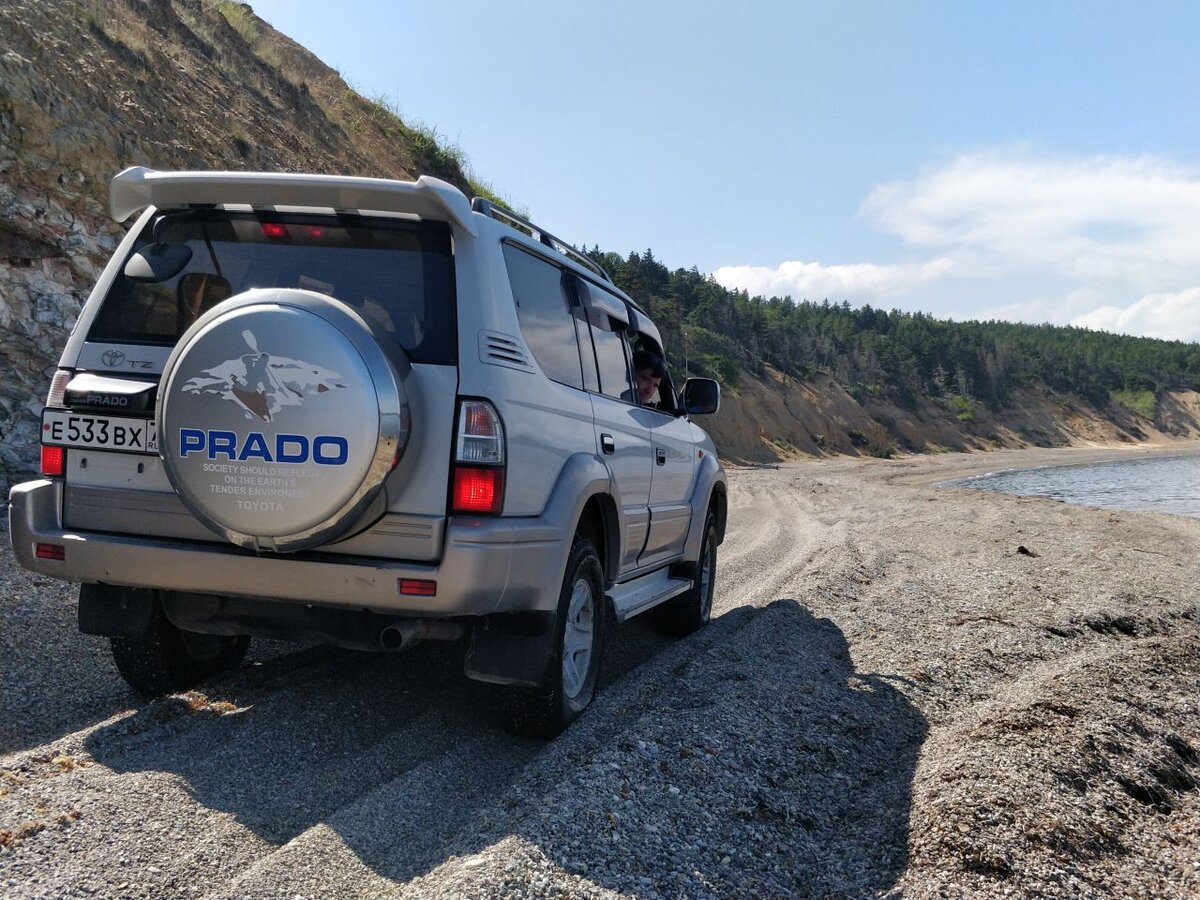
[42, 410, 158, 454]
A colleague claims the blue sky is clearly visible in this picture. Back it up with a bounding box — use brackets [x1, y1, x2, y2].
[249, 1, 1200, 341]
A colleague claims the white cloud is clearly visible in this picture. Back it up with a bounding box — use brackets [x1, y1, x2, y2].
[1070, 288, 1200, 342]
[714, 150, 1200, 340]
[863, 151, 1200, 288]
[712, 258, 953, 303]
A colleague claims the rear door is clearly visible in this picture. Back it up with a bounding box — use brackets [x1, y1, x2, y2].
[62, 209, 459, 561]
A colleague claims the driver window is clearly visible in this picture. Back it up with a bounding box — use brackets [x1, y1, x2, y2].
[590, 314, 635, 402]
[632, 337, 676, 414]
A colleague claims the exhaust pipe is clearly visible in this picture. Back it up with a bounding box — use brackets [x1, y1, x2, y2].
[379, 619, 465, 651]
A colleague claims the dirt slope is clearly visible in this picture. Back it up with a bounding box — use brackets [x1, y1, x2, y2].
[704, 363, 1200, 464]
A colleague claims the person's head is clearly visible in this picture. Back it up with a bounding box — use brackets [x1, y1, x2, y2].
[632, 350, 666, 404]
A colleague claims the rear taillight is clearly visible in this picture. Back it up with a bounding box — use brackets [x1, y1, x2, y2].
[452, 400, 505, 515]
[40, 445, 65, 477]
[452, 466, 503, 515]
[456, 400, 504, 464]
[46, 369, 71, 408]
[40, 372, 70, 477]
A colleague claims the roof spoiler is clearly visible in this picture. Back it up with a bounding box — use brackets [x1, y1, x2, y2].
[109, 167, 477, 236]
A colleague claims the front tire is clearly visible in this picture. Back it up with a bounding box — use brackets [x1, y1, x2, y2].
[653, 511, 717, 636]
[110, 599, 250, 696]
[504, 536, 606, 738]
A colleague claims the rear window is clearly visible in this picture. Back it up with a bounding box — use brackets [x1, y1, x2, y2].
[89, 210, 457, 365]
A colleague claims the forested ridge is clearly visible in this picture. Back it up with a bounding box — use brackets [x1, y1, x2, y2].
[588, 248, 1200, 416]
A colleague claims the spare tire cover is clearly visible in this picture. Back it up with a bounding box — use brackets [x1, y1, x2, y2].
[157, 288, 410, 553]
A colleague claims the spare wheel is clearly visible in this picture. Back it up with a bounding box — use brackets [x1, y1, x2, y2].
[157, 288, 411, 553]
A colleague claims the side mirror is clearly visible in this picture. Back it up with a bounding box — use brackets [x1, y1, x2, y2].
[682, 377, 720, 415]
[123, 242, 193, 282]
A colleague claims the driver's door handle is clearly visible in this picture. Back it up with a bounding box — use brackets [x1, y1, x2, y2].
[655, 447, 667, 466]
[601, 433, 615, 455]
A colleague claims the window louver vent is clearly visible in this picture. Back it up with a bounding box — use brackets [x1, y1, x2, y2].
[478, 330, 534, 372]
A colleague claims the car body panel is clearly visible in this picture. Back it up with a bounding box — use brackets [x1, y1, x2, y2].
[9, 171, 727, 684]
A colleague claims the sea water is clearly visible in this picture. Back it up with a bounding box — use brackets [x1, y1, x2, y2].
[947, 453, 1200, 519]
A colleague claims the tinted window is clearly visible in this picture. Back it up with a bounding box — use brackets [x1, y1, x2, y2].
[502, 243, 583, 389]
[89, 211, 457, 365]
[575, 315, 600, 392]
[591, 315, 634, 402]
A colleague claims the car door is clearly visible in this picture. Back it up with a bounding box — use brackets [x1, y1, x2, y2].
[623, 316, 697, 567]
[573, 278, 652, 574]
[641, 407, 697, 566]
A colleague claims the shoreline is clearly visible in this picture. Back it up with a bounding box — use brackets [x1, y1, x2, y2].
[723, 439, 1200, 487]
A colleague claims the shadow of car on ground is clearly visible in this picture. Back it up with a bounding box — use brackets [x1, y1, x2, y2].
[79, 599, 926, 897]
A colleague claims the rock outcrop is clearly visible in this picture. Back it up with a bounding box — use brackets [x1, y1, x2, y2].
[0, 0, 476, 488]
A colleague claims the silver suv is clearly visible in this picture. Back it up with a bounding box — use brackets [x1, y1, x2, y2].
[8, 168, 727, 735]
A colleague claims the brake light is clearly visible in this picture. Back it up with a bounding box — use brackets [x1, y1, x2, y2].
[261, 222, 288, 239]
[453, 467, 503, 515]
[452, 400, 505, 515]
[40, 445, 65, 477]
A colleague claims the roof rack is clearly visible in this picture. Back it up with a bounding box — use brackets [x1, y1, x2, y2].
[471, 197, 612, 284]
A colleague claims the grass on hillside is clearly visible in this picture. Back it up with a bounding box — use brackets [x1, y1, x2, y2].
[948, 394, 976, 422]
[1109, 389, 1157, 420]
[210, 1, 524, 211]
[363, 93, 527, 213]
[215, 1, 258, 42]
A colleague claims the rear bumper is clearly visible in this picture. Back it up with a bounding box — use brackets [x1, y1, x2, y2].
[8, 479, 566, 616]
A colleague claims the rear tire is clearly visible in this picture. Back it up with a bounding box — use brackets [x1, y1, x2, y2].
[110, 599, 249, 696]
[504, 536, 606, 738]
[653, 511, 717, 636]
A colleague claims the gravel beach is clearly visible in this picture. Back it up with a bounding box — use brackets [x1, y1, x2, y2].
[2, 445, 1198, 898]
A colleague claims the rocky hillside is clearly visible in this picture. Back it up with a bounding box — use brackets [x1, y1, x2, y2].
[0, 0, 1196, 488]
[0, 0, 484, 486]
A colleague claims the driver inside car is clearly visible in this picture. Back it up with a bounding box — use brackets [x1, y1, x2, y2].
[633, 349, 667, 409]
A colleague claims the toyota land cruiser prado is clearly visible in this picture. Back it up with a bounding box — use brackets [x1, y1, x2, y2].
[8, 168, 727, 735]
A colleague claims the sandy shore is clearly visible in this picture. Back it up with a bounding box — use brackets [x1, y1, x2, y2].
[2, 445, 1198, 897]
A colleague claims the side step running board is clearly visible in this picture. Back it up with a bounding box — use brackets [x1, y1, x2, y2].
[608, 570, 693, 624]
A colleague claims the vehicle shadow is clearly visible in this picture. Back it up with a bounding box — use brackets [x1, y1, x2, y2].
[75, 600, 925, 898]
[400, 598, 929, 897]
[0, 555, 300, 755]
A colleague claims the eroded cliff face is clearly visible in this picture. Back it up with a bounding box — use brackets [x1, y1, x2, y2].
[0, 0, 478, 487]
[0, 181, 110, 477]
[703, 365, 1200, 465]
